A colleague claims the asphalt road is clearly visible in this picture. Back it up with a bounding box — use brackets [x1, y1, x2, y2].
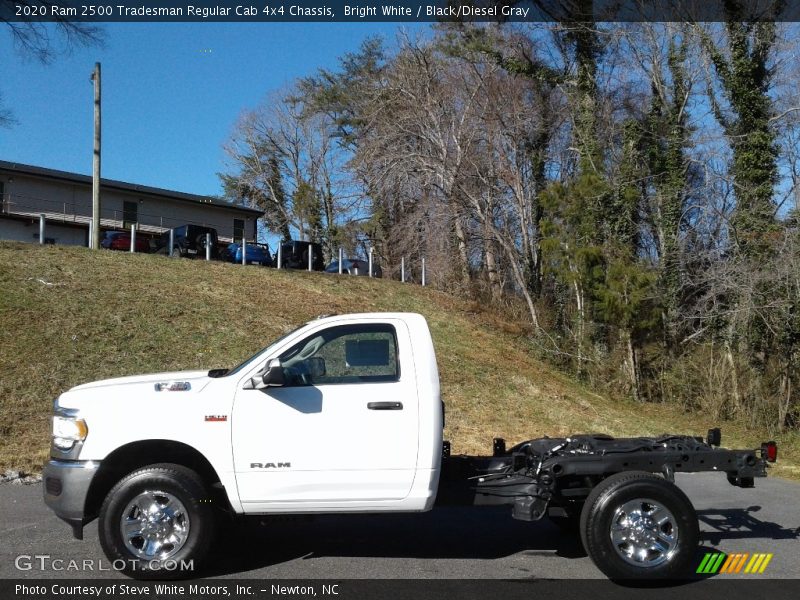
[1, 473, 798, 580]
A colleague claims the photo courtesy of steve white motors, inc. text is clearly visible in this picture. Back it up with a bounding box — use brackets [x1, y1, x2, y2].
[13, 583, 338, 597]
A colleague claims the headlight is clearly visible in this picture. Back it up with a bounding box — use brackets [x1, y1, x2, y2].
[52, 415, 88, 450]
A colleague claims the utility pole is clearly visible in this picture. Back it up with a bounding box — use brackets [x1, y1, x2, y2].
[91, 62, 101, 250]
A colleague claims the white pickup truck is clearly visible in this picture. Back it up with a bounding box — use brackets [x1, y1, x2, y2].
[43, 312, 776, 580]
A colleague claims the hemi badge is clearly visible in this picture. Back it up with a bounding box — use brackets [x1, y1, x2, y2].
[154, 381, 191, 392]
[205, 415, 228, 422]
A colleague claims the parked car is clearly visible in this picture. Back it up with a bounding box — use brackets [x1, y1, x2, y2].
[325, 258, 382, 278]
[155, 225, 219, 259]
[276, 240, 324, 271]
[100, 231, 150, 253]
[220, 242, 273, 266]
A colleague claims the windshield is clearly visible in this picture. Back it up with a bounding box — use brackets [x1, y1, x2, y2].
[224, 323, 309, 377]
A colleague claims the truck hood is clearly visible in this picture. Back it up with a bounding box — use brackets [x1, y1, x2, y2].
[68, 370, 212, 392]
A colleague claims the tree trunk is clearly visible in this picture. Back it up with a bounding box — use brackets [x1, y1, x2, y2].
[572, 276, 586, 378]
[724, 340, 742, 416]
[453, 216, 471, 285]
[624, 328, 641, 402]
[778, 370, 791, 433]
[483, 217, 501, 302]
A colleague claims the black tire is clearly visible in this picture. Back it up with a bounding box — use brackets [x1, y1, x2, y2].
[98, 463, 214, 580]
[579, 471, 698, 580]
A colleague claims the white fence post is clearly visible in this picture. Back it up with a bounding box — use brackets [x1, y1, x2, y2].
[88, 219, 93, 248]
[242, 238, 247, 265]
[401, 256, 405, 283]
[168, 229, 174, 257]
[308, 246, 312, 271]
[130, 224, 136, 253]
[277, 243, 282, 269]
[39, 214, 46, 245]
[368, 247, 374, 278]
[338, 247, 343, 274]
[422, 257, 426, 286]
[206, 233, 211, 261]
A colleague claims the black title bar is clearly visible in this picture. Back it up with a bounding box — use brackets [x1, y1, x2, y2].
[2, 1, 800, 23]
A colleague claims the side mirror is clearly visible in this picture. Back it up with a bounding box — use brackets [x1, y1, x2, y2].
[261, 358, 285, 387]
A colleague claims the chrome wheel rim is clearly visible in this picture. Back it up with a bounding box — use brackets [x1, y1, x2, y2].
[121, 490, 190, 561]
[609, 498, 678, 567]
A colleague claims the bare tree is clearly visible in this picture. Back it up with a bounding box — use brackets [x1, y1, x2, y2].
[352, 39, 481, 288]
[222, 88, 359, 253]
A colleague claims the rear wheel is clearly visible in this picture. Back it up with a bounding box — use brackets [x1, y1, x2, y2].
[98, 463, 214, 579]
[579, 471, 698, 579]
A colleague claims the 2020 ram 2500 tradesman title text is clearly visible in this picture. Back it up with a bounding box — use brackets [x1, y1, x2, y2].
[43, 313, 777, 579]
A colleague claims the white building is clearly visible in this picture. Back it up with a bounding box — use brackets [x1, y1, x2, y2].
[0, 160, 262, 246]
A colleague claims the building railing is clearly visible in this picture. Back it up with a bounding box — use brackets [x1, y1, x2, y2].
[0, 193, 255, 243]
[1, 193, 431, 284]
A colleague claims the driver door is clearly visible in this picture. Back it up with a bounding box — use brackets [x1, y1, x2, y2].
[232, 319, 419, 510]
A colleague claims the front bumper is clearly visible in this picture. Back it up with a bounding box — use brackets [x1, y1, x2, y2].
[42, 459, 100, 540]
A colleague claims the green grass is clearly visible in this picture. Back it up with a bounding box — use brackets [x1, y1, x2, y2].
[1, 240, 797, 479]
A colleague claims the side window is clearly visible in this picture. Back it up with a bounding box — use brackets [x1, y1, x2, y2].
[277, 324, 399, 386]
[123, 201, 138, 227]
[233, 218, 245, 242]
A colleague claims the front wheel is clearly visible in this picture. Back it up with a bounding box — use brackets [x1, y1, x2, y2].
[579, 471, 698, 580]
[98, 464, 214, 579]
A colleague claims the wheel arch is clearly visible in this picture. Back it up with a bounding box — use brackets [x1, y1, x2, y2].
[84, 439, 226, 520]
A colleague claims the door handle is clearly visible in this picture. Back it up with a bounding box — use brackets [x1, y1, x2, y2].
[367, 401, 403, 410]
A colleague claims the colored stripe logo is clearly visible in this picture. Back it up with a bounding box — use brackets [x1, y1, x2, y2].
[697, 552, 773, 574]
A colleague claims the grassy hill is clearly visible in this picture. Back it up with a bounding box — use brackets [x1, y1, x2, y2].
[1, 240, 797, 479]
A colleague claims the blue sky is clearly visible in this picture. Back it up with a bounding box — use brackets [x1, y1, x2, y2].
[0, 22, 424, 197]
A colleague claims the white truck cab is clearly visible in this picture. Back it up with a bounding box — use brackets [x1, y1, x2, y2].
[44, 313, 442, 575]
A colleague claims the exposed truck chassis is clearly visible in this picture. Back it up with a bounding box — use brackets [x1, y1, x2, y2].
[437, 430, 772, 522]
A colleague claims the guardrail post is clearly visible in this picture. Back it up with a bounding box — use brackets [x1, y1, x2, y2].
[277, 244, 282, 269]
[338, 247, 343, 274]
[308, 247, 312, 271]
[39, 214, 46, 245]
[422, 257, 426, 286]
[130, 224, 136, 253]
[401, 256, 405, 283]
[88, 219, 93, 248]
[168, 229, 174, 257]
[241, 238, 247, 265]
[368, 247, 374, 277]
